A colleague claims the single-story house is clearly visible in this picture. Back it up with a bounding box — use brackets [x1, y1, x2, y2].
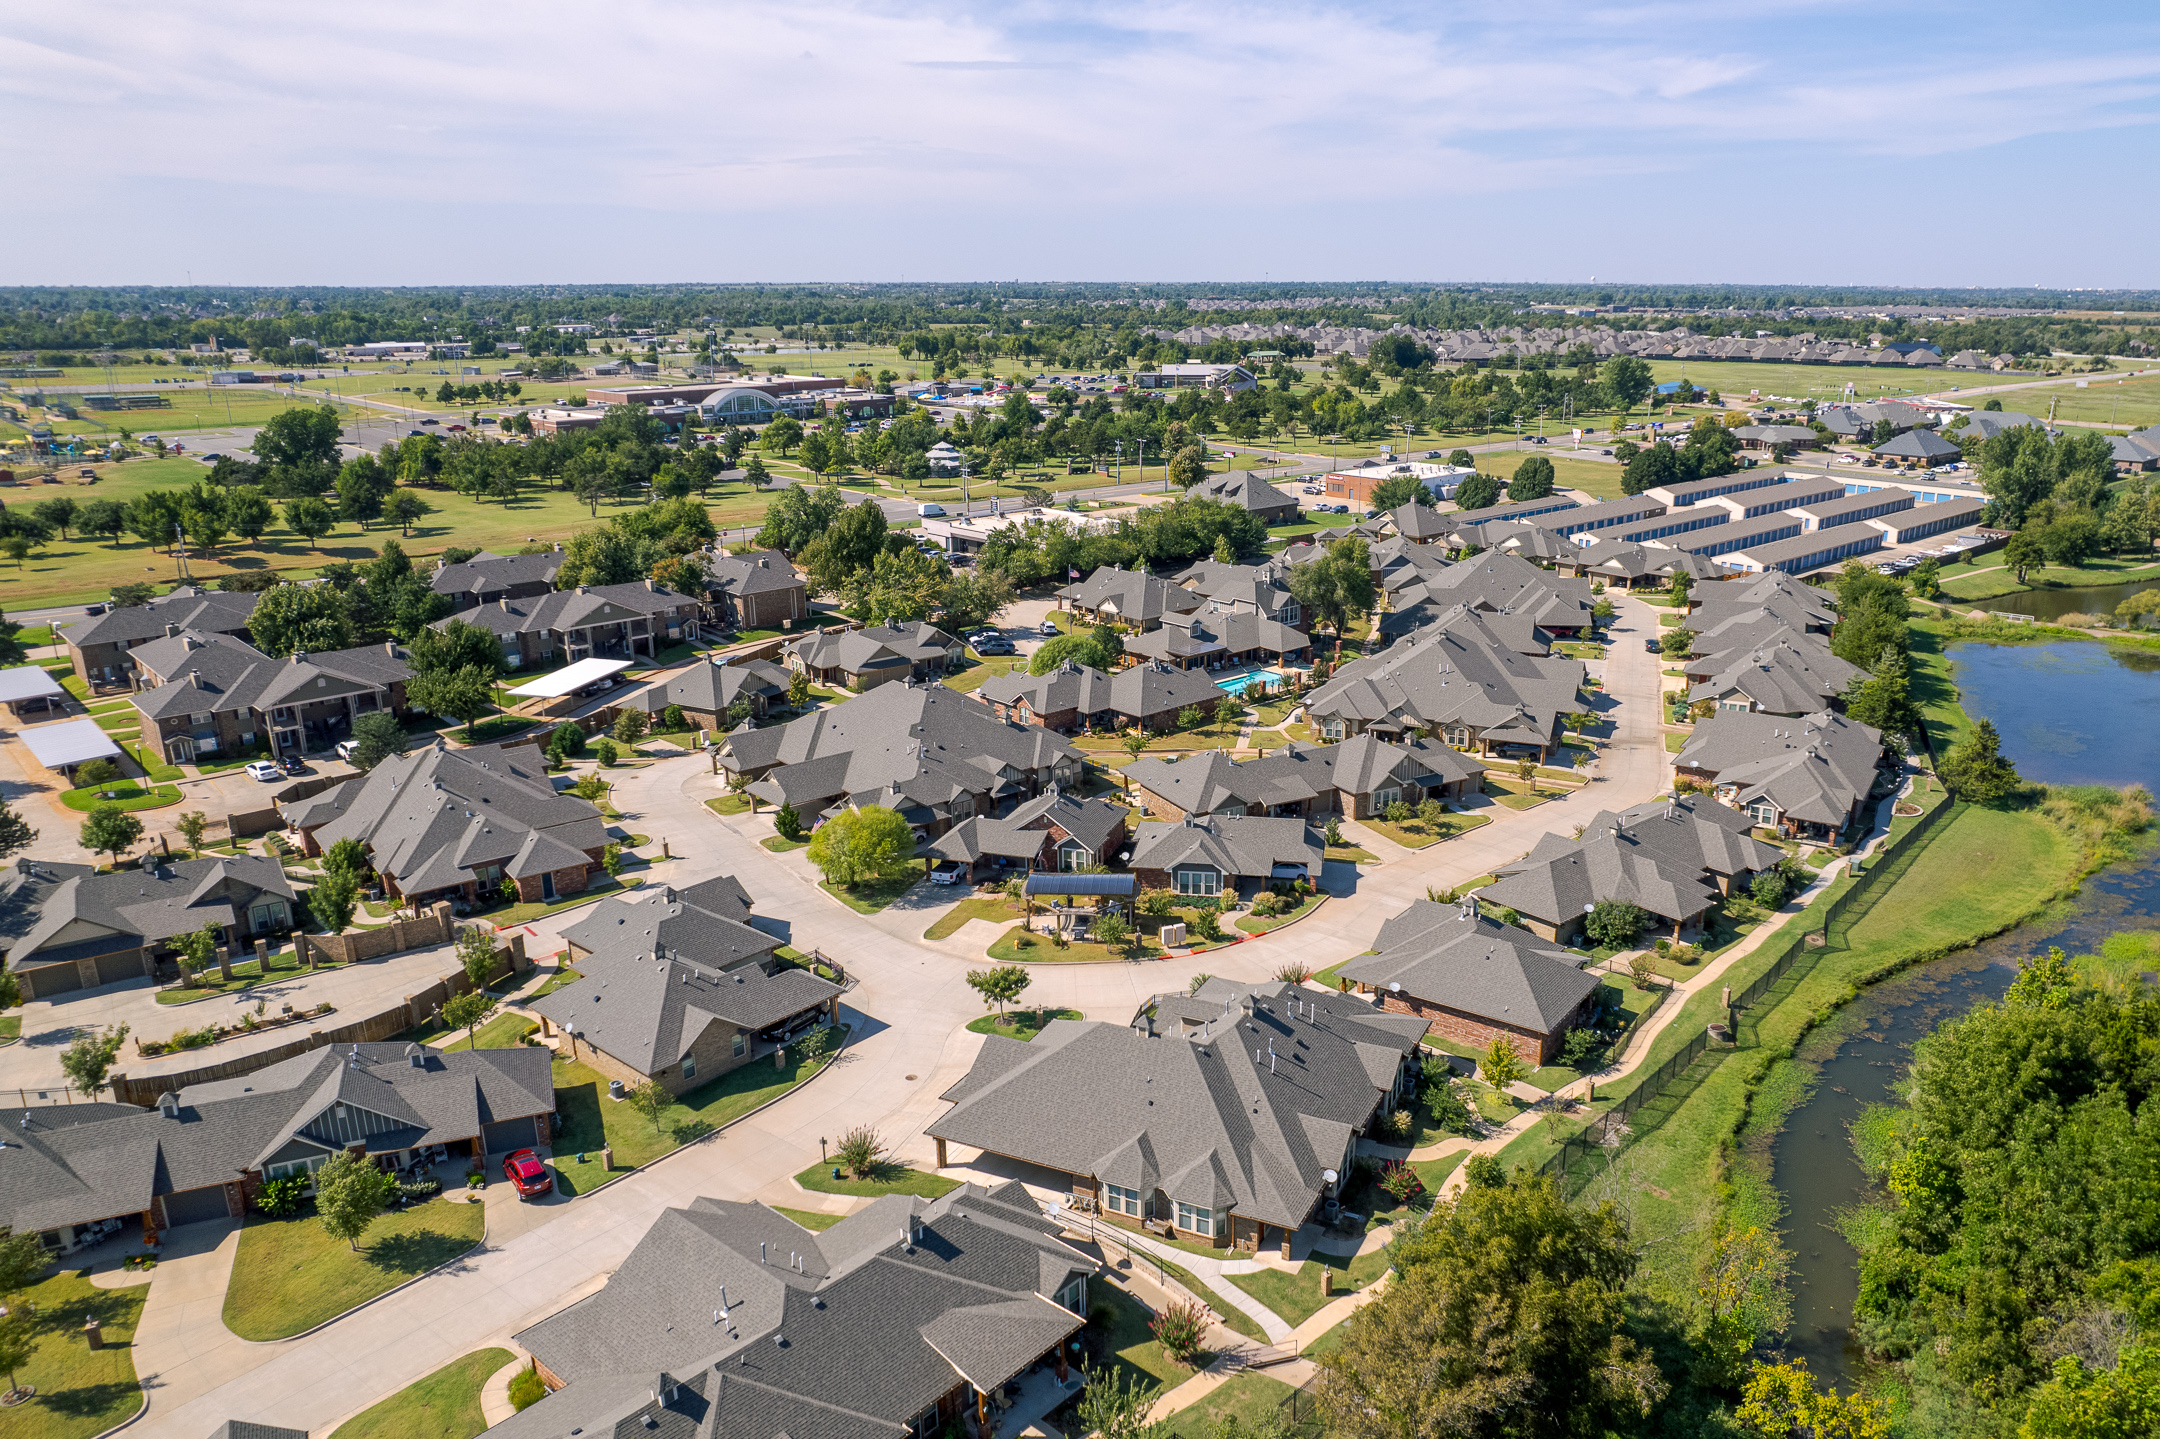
[614, 656, 793, 729]
[1121, 611, 1313, 672]
[1127, 814, 1323, 900]
[437, 580, 703, 669]
[1125, 734, 1481, 823]
[783, 622, 963, 691]
[1058, 566, 1203, 631]
[1187, 472, 1300, 525]
[1337, 900, 1603, 1064]
[924, 786, 1129, 882]
[1674, 710, 1888, 842]
[976, 659, 1225, 734]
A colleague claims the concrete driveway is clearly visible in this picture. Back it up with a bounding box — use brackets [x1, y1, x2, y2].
[116, 596, 1673, 1437]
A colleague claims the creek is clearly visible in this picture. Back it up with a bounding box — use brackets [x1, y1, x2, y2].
[1768, 638, 2160, 1383]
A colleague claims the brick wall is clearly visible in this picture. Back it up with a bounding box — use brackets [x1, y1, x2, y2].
[1372, 988, 1571, 1065]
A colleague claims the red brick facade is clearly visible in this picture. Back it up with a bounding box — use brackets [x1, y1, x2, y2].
[1365, 987, 1590, 1065]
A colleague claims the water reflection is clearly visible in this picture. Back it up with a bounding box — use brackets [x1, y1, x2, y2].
[1968, 578, 2160, 623]
[1768, 639, 2160, 1383]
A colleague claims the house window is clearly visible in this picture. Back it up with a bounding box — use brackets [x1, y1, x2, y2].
[732, 1032, 747, 1058]
[266, 1154, 329, 1182]
[250, 903, 284, 933]
[473, 863, 504, 885]
[1175, 1202, 1215, 1237]
[1320, 719, 1345, 740]
[1374, 787, 1401, 813]
[1748, 801, 1778, 826]
[1105, 1183, 1143, 1217]
[953, 793, 974, 819]
[1058, 840, 1088, 872]
[1281, 602, 1300, 625]
[1449, 727, 1470, 747]
[1175, 868, 1221, 897]
[1055, 1275, 1087, 1314]
[681, 1053, 697, 1081]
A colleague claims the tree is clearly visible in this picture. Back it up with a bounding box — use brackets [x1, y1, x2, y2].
[442, 988, 496, 1050]
[629, 1078, 672, 1133]
[1370, 473, 1428, 512]
[252, 405, 344, 471]
[785, 671, 812, 708]
[308, 872, 358, 934]
[1660, 625, 1693, 657]
[2018, 1346, 2160, 1439]
[966, 964, 1032, 1017]
[1737, 1360, 1890, 1439]
[941, 569, 1015, 635]
[59, 1024, 129, 1096]
[79, 803, 143, 868]
[1288, 537, 1377, 657]
[2004, 528, 2045, 585]
[1584, 900, 1648, 950]
[799, 497, 893, 596]
[282, 496, 337, 550]
[806, 805, 914, 888]
[385, 489, 432, 536]
[226, 488, 275, 546]
[774, 801, 804, 841]
[454, 923, 498, 988]
[1452, 471, 1501, 512]
[1831, 560, 1912, 668]
[0, 797, 35, 862]
[612, 709, 649, 746]
[409, 617, 505, 678]
[1939, 716, 2022, 803]
[1151, 1297, 1211, 1365]
[1316, 1171, 1662, 1439]
[32, 496, 77, 540]
[407, 664, 497, 743]
[347, 711, 408, 771]
[1508, 455, 1556, 501]
[1604, 356, 1653, 412]
[835, 1124, 888, 1178]
[1478, 1035, 1528, 1091]
[1169, 443, 1209, 487]
[1076, 1365, 1166, 1439]
[314, 1148, 385, 1252]
[0, 1307, 33, 1405]
[249, 582, 355, 656]
[0, 1227, 47, 1300]
[1029, 631, 1118, 675]
[754, 481, 847, 556]
[175, 920, 225, 983]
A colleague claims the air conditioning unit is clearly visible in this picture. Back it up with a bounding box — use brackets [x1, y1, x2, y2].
[1159, 922, 1187, 947]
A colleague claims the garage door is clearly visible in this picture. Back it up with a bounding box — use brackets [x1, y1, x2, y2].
[160, 1186, 232, 1229]
[20, 963, 80, 1001]
[481, 1117, 538, 1154]
[94, 950, 143, 988]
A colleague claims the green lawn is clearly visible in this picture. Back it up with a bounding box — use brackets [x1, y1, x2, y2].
[59, 782, 182, 812]
[154, 945, 319, 1004]
[793, 1161, 960, 1199]
[943, 656, 1028, 694]
[705, 793, 752, 816]
[1226, 1246, 1393, 1328]
[988, 924, 1162, 963]
[549, 1029, 846, 1195]
[222, 1196, 488, 1340]
[1163, 1372, 1300, 1439]
[1412, 1150, 1467, 1193]
[328, 1348, 513, 1439]
[429, 1012, 538, 1051]
[770, 1206, 846, 1232]
[1235, 895, 1324, 934]
[476, 875, 641, 927]
[965, 1008, 1082, 1041]
[923, 894, 1022, 940]
[761, 834, 808, 853]
[0, 1267, 147, 1439]
[1358, 813, 1491, 850]
[1937, 554, 2160, 602]
[819, 874, 922, 914]
[532, 965, 583, 999]
[1323, 842, 1380, 864]
[1092, 1282, 1198, 1392]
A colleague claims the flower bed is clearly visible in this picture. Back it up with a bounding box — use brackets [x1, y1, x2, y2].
[138, 1001, 335, 1057]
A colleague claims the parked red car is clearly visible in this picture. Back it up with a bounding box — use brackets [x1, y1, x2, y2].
[502, 1149, 553, 1198]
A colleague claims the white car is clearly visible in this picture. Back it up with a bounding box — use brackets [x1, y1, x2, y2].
[245, 760, 283, 782]
[335, 739, 359, 763]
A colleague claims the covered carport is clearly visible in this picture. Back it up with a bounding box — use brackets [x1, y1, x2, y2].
[18, 716, 124, 782]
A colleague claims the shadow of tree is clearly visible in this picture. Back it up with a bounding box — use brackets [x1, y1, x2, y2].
[30, 1378, 142, 1420]
[669, 1118, 715, 1145]
[363, 1226, 481, 1278]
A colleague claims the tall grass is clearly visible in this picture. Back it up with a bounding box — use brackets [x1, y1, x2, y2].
[2036, 782, 2152, 864]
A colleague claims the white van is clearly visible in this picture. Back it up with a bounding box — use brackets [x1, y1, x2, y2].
[917, 503, 945, 517]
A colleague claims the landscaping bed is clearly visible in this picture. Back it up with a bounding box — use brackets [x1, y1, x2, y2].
[1359, 812, 1490, 849]
[222, 1195, 488, 1341]
[1234, 894, 1324, 934]
[792, 1161, 959, 1199]
[140, 999, 335, 1052]
[60, 782, 182, 812]
[964, 1008, 1082, 1041]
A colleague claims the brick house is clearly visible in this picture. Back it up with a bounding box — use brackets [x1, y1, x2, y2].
[1335, 900, 1603, 1064]
[613, 657, 792, 730]
[1126, 814, 1323, 902]
[1124, 734, 1482, 823]
[282, 739, 605, 907]
[128, 630, 414, 764]
[700, 548, 809, 631]
[56, 585, 260, 690]
[428, 549, 562, 607]
[438, 580, 703, 670]
[922, 786, 1129, 882]
[532, 879, 841, 1097]
[976, 659, 1225, 734]
[782, 622, 962, 691]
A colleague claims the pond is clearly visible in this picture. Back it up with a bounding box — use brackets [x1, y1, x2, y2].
[1769, 637, 2160, 1383]
[1966, 577, 2160, 624]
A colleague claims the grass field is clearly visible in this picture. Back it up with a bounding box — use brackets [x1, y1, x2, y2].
[4, 387, 332, 441]
[222, 1196, 488, 1340]
[1936, 553, 2160, 601]
[328, 1347, 513, 1439]
[1468, 449, 1631, 501]
[0, 456, 780, 609]
[1162, 1372, 1301, 1439]
[1640, 359, 1956, 406]
[1981, 370, 2160, 428]
[0, 1266, 146, 1439]
[964, 1007, 1081, 1041]
[1491, 796, 2083, 1320]
[792, 1161, 960, 1199]
[1226, 1247, 1392, 1328]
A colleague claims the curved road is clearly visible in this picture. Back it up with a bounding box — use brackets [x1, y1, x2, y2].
[128, 595, 1671, 1438]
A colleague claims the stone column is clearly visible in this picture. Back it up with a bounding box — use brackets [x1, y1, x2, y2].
[216, 944, 233, 983]
[296, 932, 315, 970]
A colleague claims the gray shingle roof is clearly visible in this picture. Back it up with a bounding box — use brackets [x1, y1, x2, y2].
[294, 739, 604, 899]
[1674, 711, 1884, 827]
[0, 1044, 552, 1237]
[530, 950, 838, 1075]
[129, 634, 412, 723]
[1128, 814, 1322, 881]
[503, 1185, 1091, 1438]
[1055, 567, 1204, 626]
[1126, 734, 1479, 817]
[7, 854, 294, 971]
[1189, 472, 1298, 514]
[1304, 606, 1583, 745]
[56, 586, 260, 656]
[1340, 902, 1599, 1033]
[427, 550, 561, 601]
[929, 982, 1425, 1228]
[1121, 610, 1308, 666]
[703, 548, 806, 599]
[1687, 635, 1860, 715]
[624, 658, 792, 717]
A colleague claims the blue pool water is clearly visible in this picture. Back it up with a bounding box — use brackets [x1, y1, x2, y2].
[1214, 668, 1284, 697]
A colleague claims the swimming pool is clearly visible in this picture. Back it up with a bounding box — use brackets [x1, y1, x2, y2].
[1214, 668, 1284, 698]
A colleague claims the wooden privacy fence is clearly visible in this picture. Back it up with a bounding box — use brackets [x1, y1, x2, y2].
[108, 931, 529, 1107]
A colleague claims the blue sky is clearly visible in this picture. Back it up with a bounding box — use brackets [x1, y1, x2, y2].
[8, 1, 2159, 287]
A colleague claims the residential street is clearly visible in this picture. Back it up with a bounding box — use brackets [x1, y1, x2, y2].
[122, 594, 1670, 1438]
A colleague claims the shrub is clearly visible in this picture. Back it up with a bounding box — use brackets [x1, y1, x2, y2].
[255, 1174, 309, 1217]
[1139, 888, 1176, 917]
[1092, 910, 1132, 945]
[1150, 1297, 1210, 1365]
[508, 1368, 547, 1412]
[1463, 1153, 1506, 1188]
[1270, 960, 1312, 983]
[660, 704, 687, 733]
[547, 721, 586, 763]
[1382, 1108, 1413, 1140]
[1417, 796, 1446, 824]
[1377, 1158, 1423, 1202]
[397, 1176, 443, 1201]
[1188, 904, 1222, 942]
[594, 737, 618, 767]
[1252, 893, 1284, 918]
[1559, 1027, 1607, 1070]
[835, 1124, 888, 1179]
[775, 802, 805, 841]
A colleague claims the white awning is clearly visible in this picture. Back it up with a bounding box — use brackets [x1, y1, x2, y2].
[20, 717, 123, 770]
[0, 666, 66, 703]
[505, 658, 634, 699]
